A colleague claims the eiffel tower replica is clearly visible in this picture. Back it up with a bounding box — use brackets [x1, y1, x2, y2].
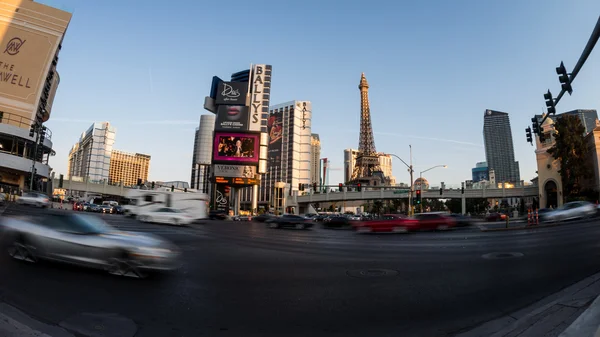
[349, 73, 389, 186]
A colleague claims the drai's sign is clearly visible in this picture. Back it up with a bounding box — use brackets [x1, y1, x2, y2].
[213, 164, 256, 178]
[215, 82, 248, 105]
[249, 64, 272, 132]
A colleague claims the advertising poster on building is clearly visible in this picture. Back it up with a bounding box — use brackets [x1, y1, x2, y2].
[213, 132, 260, 165]
[214, 184, 230, 213]
[248, 64, 272, 132]
[213, 164, 256, 178]
[215, 82, 248, 105]
[215, 105, 250, 131]
[267, 111, 283, 168]
[0, 7, 71, 120]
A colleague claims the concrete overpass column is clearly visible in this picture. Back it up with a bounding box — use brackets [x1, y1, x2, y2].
[380, 188, 384, 199]
[251, 184, 258, 214]
[461, 193, 466, 215]
[103, 179, 106, 195]
[85, 177, 89, 195]
[67, 175, 72, 196]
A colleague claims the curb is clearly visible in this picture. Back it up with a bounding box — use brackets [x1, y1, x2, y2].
[0, 302, 75, 337]
[454, 272, 600, 337]
[559, 295, 600, 337]
[478, 223, 560, 232]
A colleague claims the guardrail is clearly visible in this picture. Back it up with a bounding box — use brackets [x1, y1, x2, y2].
[0, 111, 52, 140]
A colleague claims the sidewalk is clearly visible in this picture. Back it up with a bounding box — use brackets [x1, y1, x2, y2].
[455, 272, 600, 337]
[0, 302, 74, 337]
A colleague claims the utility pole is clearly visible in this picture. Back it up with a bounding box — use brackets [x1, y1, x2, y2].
[409, 145, 414, 216]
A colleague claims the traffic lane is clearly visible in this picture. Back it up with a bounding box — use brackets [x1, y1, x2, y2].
[193, 219, 600, 262]
[1, 216, 600, 336]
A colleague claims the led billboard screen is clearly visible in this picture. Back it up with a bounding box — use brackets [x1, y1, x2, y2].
[213, 132, 259, 164]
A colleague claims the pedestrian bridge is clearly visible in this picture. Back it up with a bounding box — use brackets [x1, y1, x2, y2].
[51, 177, 129, 196]
[290, 186, 539, 205]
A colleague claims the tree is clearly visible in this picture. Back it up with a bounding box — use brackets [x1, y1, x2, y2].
[371, 200, 384, 215]
[547, 114, 593, 199]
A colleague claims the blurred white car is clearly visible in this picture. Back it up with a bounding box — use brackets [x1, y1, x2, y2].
[16, 192, 50, 208]
[544, 201, 596, 222]
[137, 207, 193, 226]
[0, 193, 5, 205]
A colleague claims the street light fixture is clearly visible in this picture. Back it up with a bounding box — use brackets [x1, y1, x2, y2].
[389, 145, 414, 216]
[418, 165, 448, 213]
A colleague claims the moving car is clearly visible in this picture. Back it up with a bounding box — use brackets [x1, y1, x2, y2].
[353, 214, 418, 233]
[252, 214, 275, 222]
[138, 207, 194, 226]
[267, 214, 314, 229]
[16, 192, 50, 208]
[543, 201, 596, 222]
[0, 212, 180, 278]
[413, 212, 456, 230]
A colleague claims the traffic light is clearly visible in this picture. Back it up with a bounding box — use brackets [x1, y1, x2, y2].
[461, 187, 465, 194]
[39, 126, 46, 143]
[151, 181, 155, 189]
[531, 117, 540, 135]
[137, 178, 142, 186]
[556, 61, 572, 95]
[339, 183, 343, 191]
[313, 182, 317, 191]
[171, 185, 174, 192]
[544, 90, 556, 115]
[298, 183, 303, 191]
[525, 127, 533, 144]
[357, 183, 362, 192]
[58, 174, 64, 188]
[415, 189, 421, 204]
[184, 188, 187, 192]
[439, 188, 443, 196]
[29, 124, 35, 137]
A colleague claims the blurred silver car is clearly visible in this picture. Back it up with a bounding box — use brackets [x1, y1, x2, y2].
[0, 211, 180, 278]
[544, 201, 596, 222]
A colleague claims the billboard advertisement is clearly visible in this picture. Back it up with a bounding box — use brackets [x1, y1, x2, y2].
[213, 164, 256, 178]
[215, 82, 248, 105]
[0, 4, 71, 121]
[215, 176, 259, 186]
[213, 132, 260, 165]
[214, 184, 230, 213]
[248, 64, 272, 132]
[215, 105, 250, 131]
[267, 111, 283, 168]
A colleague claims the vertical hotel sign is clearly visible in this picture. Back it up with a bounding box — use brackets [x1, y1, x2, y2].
[249, 64, 272, 174]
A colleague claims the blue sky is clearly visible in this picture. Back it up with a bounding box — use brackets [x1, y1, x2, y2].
[40, 0, 600, 187]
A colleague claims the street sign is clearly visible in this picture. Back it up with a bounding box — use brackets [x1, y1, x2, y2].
[393, 190, 409, 194]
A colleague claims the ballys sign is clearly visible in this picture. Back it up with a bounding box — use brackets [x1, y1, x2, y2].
[249, 64, 272, 132]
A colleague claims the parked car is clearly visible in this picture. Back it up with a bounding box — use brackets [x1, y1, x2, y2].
[16, 192, 50, 208]
[486, 212, 507, 222]
[544, 201, 596, 222]
[267, 214, 314, 229]
[99, 205, 113, 214]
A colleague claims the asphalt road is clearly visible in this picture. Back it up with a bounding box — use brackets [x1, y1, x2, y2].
[1, 204, 600, 337]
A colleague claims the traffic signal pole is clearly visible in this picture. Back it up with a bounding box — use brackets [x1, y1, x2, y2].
[29, 125, 40, 192]
[539, 15, 600, 127]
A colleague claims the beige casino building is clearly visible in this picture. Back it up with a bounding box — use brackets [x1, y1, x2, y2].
[0, 0, 71, 192]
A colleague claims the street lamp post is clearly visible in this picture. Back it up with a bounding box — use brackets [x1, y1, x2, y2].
[418, 165, 448, 213]
[390, 145, 414, 216]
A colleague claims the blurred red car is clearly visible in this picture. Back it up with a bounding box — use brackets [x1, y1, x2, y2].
[353, 214, 418, 233]
[72, 202, 83, 211]
[412, 212, 456, 230]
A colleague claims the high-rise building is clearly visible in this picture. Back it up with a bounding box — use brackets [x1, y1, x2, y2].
[0, 0, 71, 192]
[191, 114, 215, 192]
[344, 149, 396, 184]
[67, 122, 116, 183]
[562, 109, 598, 135]
[241, 100, 312, 206]
[471, 161, 489, 182]
[310, 134, 321, 185]
[483, 110, 520, 184]
[108, 150, 151, 186]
